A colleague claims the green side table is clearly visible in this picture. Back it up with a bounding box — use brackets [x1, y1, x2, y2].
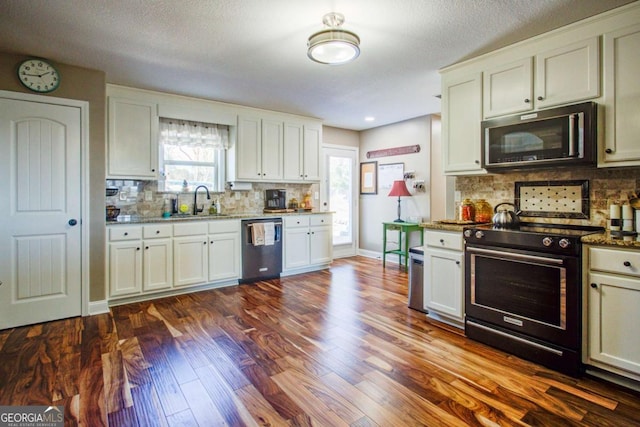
[382, 222, 424, 270]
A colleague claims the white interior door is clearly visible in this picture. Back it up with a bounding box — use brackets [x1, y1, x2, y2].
[0, 97, 82, 329]
[321, 145, 358, 258]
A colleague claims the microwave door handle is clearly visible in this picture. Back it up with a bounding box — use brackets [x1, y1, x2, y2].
[568, 114, 576, 157]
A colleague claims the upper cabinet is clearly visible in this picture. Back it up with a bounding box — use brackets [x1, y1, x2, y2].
[107, 96, 159, 179]
[106, 85, 323, 182]
[234, 115, 284, 181]
[442, 73, 484, 175]
[483, 37, 600, 118]
[283, 122, 321, 182]
[601, 24, 640, 167]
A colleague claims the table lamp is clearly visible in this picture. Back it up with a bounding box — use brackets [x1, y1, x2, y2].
[388, 180, 412, 222]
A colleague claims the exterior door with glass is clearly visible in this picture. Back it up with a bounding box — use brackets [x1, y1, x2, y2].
[322, 146, 358, 258]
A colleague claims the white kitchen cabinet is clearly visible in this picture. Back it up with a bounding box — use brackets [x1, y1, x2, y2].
[601, 24, 640, 167]
[442, 73, 484, 175]
[283, 122, 321, 182]
[283, 214, 332, 274]
[483, 37, 599, 118]
[423, 230, 464, 328]
[585, 246, 640, 381]
[208, 220, 241, 282]
[108, 226, 143, 298]
[483, 58, 533, 117]
[173, 222, 209, 287]
[107, 96, 158, 179]
[233, 114, 283, 181]
[142, 224, 173, 292]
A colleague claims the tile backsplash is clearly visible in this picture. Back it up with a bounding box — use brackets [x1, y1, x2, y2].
[455, 167, 640, 227]
[106, 180, 319, 218]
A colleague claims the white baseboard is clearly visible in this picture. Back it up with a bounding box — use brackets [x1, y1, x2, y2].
[357, 249, 402, 265]
[88, 300, 110, 315]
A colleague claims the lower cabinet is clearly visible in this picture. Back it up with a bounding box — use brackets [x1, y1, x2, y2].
[208, 220, 241, 282]
[585, 246, 640, 381]
[423, 230, 464, 328]
[142, 226, 173, 292]
[283, 214, 332, 274]
[109, 239, 143, 297]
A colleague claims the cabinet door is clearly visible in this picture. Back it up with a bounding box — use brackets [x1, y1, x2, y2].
[209, 232, 240, 281]
[261, 119, 284, 181]
[284, 122, 304, 180]
[602, 24, 640, 166]
[588, 272, 640, 375]
[442, 73, 484, 174]
[535, 37, 599, 109]
[309, 225, 332, 265]
[107, 97, 158, 179]
[109, 241, 142, 297]
[143, 238, 173, 292]
[284, 227, 310, 270]
[303, 124, 321, 181]
[423, 248, 463, 319]
[236, 115, 262, 180]
[483, 57, 533, 118]
[173, 236, 208, 287]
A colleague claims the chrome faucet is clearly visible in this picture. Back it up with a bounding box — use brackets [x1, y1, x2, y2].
[193, 185, 211, 215]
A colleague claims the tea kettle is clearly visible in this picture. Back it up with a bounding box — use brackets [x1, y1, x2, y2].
[492, 202, 521, 228]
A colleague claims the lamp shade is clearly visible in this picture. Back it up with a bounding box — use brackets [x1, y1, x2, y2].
[388, 180, 411, 197]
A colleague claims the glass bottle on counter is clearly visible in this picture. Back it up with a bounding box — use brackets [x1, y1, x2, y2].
[460, 199, 475, 221]
[474, 199, 493, 223]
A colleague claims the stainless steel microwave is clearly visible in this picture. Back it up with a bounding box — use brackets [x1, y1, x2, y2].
[481, 102, 597, 171]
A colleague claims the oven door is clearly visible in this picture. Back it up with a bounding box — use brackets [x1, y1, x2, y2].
[465, 245, 580, 349]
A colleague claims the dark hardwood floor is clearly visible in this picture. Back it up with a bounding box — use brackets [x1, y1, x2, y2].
[1, 256, 639, 426]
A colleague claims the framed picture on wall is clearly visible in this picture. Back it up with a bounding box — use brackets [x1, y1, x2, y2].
[360, 161, 377, 194]
[378, 162, 404, 191]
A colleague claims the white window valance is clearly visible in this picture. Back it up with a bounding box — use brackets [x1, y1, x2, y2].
[159, 118, 229, 149]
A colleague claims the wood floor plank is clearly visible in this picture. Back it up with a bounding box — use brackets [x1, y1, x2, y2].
[2, 256, 640, 426]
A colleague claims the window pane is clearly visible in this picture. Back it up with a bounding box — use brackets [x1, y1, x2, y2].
[330, 156, 353, 245]
[163, 144, 217, 162]
[163, 164, 216, 192]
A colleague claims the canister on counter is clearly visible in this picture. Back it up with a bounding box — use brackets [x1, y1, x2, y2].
[474, 199, 493, 224]
[460, 199, 475, 221]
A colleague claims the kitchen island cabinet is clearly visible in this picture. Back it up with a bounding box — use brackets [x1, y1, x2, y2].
[423, 229, 464, 329]
[585, 245, 640, 383]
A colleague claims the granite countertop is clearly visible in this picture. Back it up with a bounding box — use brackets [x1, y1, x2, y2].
[419, 221, 474, 233]
[581, 231, 640, 249]
[106, 210, 329, 225]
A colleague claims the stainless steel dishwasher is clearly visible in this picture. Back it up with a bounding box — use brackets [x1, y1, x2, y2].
[408, 246, 426, 312]
[240, 218, 283, 283]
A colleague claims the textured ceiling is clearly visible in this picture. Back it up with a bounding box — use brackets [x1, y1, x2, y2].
[0, 0, 635, 130]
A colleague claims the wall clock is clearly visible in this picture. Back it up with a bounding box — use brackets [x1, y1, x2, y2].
[17, 58, 60, 93]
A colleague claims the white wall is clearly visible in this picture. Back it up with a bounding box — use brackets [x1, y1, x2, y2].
[323, 125, 359, 147]
[359, 116, 432, 254]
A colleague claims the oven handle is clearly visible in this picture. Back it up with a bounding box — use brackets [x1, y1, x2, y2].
[466, 247, 564, 265]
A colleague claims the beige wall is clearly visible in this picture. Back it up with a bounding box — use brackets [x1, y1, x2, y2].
[0, 52, 106, 302]
[323, 125, 359, 147]
[359, 116, 433, 253]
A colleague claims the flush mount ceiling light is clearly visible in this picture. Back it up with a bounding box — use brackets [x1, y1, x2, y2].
[307, 12, 360, 65]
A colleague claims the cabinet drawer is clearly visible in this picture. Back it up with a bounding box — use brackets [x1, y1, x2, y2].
[173, 222, 208, 237]
[589, 247, 640, 277]
[109, 226, 142, 241]
[425, 230, 463, 251]
[209, 219, 240, 234]
[284, 215, 310, 228]
[310, 214, 331, 227]
[143, 224, 172, 239]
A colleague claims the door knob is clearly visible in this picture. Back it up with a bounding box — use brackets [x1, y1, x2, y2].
[68, 219, 78, 226]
